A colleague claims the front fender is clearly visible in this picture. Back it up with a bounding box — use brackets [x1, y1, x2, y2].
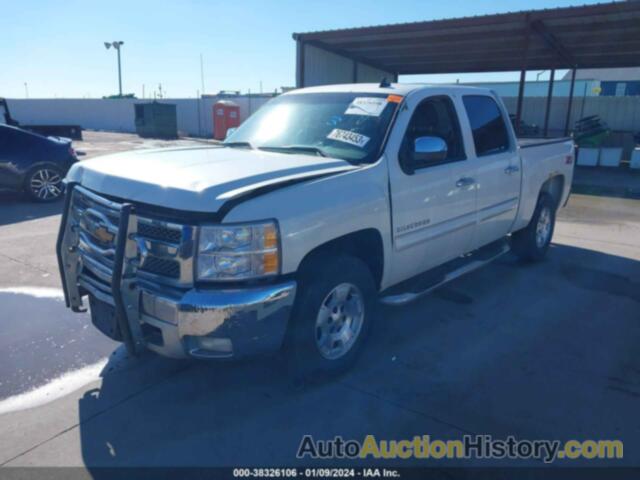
[223, 161, 392, 287]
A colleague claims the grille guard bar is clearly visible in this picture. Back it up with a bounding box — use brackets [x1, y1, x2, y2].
[56, 185, 144, 355]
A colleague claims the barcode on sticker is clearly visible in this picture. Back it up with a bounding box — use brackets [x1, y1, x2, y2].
[327, 129, 370, 148]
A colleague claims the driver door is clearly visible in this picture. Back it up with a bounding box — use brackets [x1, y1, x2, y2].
[386, 93, 477, 285]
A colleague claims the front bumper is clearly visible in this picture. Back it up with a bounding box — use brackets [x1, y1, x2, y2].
[56, 184, 296, 359]
[138, 281, 296, 359]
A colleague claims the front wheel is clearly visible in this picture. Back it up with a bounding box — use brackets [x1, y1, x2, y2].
[511, 193, 556, 262]
[285, 254, 377, 380]
[25, 165, 65, 202]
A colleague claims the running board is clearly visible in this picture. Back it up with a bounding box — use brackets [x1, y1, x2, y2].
[380, 242, 511, 306]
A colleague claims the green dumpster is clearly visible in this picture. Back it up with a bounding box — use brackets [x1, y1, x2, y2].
[134, 102, 178, 139]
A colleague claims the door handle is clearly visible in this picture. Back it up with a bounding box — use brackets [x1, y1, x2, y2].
[455, 177, 476, 188]
[504, 165, 520, 174]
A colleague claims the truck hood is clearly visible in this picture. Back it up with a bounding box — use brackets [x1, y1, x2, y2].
[66, 146, 357, 213]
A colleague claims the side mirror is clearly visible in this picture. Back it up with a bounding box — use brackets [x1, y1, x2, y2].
[224, 127, 237, 140]
[413, 136, 448, 165]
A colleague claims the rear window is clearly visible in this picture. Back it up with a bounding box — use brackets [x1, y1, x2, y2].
[462, 95, 510, 157]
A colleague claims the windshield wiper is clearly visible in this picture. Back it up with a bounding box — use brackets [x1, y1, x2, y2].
[223, 141, 253, 149]
[259, 145, 328, 157]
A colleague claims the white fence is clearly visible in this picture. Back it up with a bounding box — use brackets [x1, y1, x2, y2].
[6, 94, 640, 139]
[6, 95, 272, 137]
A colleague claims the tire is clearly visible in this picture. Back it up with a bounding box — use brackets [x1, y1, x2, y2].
[511, 193, 556, 262]
[25, 164, 65, 202]
[285, 254, 377, 381]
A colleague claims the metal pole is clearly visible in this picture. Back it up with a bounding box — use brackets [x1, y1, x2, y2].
[200, 54, 205, 94]
[515, 69, 526, 135]
[543, 69, 555, 137]
[515, 16, 531, 136]
[196, 90, 202, 137]
[564, 68, 576, 136]
[117, 46, 123, 97]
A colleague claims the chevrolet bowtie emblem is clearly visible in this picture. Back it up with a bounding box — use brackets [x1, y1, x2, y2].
[83, 208, 116, 244]
[93, 225, 115, 244]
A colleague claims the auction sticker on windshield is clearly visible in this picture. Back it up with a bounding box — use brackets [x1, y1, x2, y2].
[345, 97, 387, 117]
[327, 129, 370, 148]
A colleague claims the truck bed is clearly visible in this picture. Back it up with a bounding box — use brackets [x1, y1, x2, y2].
[512, 136, 575, 233]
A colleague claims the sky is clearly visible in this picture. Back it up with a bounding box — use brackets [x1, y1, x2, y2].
[2, 0, 603, 99]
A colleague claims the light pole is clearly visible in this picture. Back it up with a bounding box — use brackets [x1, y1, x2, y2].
[104, 41, 124, 96]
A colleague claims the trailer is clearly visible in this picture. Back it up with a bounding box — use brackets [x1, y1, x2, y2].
[0, 98, 83, 140]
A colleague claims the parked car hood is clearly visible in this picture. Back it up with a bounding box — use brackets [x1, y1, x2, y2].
[66, 145, 357, 213]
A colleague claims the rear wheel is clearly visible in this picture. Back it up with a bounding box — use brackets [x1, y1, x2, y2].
[25, 165, 64, 202]
[511, 193, 555, 261]
[285, 254, 376, 381]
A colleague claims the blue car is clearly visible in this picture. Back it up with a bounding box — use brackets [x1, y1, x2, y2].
[0, 124, 78, 202]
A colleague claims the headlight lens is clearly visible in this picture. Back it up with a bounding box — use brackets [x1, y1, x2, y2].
[197, 221, 279, 281]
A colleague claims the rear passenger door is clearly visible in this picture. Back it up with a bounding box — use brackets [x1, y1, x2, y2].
[461, 95, 521, 249]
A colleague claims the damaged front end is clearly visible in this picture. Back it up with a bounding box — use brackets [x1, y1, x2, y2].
[56, 185, 296, 359]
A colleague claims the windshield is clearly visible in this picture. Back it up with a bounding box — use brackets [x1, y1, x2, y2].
[224, 92, 400, 163]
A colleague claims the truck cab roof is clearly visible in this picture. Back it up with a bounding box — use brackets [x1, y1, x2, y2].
[285, 82, 495, 97]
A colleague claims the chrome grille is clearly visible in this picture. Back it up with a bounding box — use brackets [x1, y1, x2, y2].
[71, 188, 121, 293]
[137, 221, 182, 244]
[139, 256, 180, 278]
[70, 187, 196, 299]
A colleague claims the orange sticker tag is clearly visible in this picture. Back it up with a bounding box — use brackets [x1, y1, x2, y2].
[386, 95, 403, 103]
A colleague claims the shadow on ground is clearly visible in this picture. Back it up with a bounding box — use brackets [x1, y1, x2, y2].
[75, 243, 640, 471]
[0, 192, 63, 226]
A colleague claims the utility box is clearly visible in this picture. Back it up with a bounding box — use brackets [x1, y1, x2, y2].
[213, 100, 240, 140]
[134, 102, 178, 139]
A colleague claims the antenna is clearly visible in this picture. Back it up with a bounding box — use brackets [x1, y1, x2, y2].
[379, 77, 391, 88]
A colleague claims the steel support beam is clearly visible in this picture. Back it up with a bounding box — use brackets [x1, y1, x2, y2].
[543, 69, 555, 137]
[564, 68, 577, 136]
[515, 16, 531, 136]
[516, 70, 527, 136]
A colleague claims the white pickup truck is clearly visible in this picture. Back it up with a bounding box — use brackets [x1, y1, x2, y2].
[57, 83, 574, 376]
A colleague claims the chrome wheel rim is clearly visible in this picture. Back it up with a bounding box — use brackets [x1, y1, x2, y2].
[315, 283, 365, 360]
[30, 168, 62, 200]
[536, 206, 552, 248]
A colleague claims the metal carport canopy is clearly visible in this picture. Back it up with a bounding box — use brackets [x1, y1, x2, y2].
[293, 1, 640, 136]
[292, 1, 640, 78]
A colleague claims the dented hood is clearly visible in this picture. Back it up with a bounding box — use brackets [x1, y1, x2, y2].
[66, 145, 356, 212]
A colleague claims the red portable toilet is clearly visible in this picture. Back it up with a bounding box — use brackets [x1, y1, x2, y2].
[213, 100, 240, 140]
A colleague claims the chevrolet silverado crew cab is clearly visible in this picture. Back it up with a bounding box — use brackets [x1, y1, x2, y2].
[57, 83, 574, 375]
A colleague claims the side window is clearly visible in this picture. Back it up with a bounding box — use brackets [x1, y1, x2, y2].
[399, 95, 465, 170]
[462, 95, 510, 157]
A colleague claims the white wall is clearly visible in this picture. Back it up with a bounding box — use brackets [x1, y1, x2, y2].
[6, 95, 272, 137]
[10, 92, 638, 139]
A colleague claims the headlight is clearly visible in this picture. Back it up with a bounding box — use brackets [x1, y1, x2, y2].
[197, 221, 279, 281]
